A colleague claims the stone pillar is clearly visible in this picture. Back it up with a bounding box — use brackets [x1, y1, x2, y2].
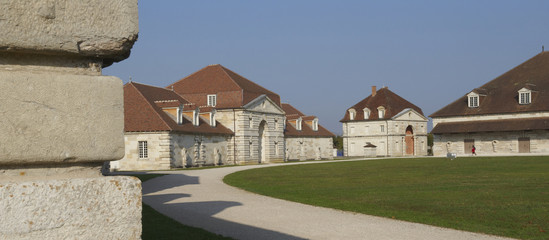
[0, 1, 141, 239]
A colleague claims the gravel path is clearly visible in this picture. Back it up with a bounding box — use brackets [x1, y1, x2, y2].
[141, 160, 515, 240]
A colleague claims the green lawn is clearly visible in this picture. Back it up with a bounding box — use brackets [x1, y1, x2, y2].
[223, 156, 549, 240]
[133, 174, 233, 240]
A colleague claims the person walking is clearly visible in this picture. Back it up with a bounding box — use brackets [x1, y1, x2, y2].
[472, 145, 477, 156]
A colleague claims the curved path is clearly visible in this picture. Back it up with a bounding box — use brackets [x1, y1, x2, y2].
[142, 160, 514, 240]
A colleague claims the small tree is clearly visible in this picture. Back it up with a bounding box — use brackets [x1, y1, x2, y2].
[333, 136, 343, 150]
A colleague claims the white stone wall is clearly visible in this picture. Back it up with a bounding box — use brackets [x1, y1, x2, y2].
[285, 137, 334, 161]
[217, 108, 285, 164]
[432, 130, 549, 156]
[432, 112, 549, 156]
[111, 132, 171, 171]
[111, 132, 232, 171]
[342, 119, 428, 157]
[171, 134, 231, 167]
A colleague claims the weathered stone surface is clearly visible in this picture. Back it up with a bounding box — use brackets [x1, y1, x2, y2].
[0, 71, 124, 165]
[0, 176, 142, 239]
[0, 0, 138, 63]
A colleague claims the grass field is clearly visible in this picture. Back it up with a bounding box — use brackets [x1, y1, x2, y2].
[224, 156, 549, 240]
[133, 174, 233, 240]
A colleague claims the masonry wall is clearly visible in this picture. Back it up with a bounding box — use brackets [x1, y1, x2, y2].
[432, 130, 549, 156]
[217, 109, 285, 164]
[285, 137, 334, 161]
[171, 134, 231, 167]
[343, 119, 428, 157]
[111, 132, 171, 171]
[111, 132, 232, 171]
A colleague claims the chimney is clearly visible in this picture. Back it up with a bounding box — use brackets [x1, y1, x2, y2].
[372, 86, 377, 97]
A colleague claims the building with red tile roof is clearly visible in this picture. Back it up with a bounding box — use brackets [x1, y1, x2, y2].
[166, 64, 287, 164]
[340, 86, 428, 157]
[282, 103, 335, 160]
[114, 64, 337, 170]
[430, 51, 549, 156]
[110, 82, 233, 171]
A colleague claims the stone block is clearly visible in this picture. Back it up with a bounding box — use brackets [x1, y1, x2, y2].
[0, 0, 139, 63]
[0, 71, 124, 165]
[0, 176, 142, 239]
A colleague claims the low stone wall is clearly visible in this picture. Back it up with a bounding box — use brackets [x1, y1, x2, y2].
[285, 137, 333, 161]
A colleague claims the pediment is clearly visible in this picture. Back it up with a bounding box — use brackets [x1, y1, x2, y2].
[392, 108, 428, 121]
[243, 95, 285, 114]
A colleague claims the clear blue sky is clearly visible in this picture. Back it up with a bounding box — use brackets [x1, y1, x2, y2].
[104, 0, 549, 135]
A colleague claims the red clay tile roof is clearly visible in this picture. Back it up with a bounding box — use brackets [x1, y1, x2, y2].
[340, 87, 425, 122]
[431, 117, 549, 134]
[281, 103, 335, 137]
[124, 82, 233, 135]
[430, 52, 549, 118]
[166, 64, 281, 109]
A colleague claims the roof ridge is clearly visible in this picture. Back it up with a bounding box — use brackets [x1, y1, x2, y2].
[166, 65, 215, 89]
[220, 65, 278, 95]
[217, 64, 244, 95]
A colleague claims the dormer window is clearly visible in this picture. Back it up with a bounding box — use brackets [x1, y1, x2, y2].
[377, 106, 385, 119]
[312, 118, 318, 131]
[207, 94, 217, 107]
[210, 110, 216, 127]
[363, 108, 370, 120]
[193, 107, 199, 126]
[518, 88, 531, 105]
[176, 105, 183, 124]
[296, 117, 302, 131]
[348, 108, 356, 120]
[467, 92, 479, 108]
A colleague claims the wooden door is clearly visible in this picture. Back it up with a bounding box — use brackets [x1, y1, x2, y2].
[518, 137, 530, 153]
[405, 126, 414, 155]
[464, 139, 474, 154]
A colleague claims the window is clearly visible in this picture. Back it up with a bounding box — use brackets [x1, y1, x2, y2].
[377, 106, 385, 119]
[138, 141, 148, 159]
[348, 109, 356, 120]
[296, 118, 302, 131]
[469, 96, 478, 107]
[518, 88, 531, 104]
[363, 108, 370, 120]
[350, 126, 355, 134]
[467, 92, 479, 108]
[312, 119, 318, 131]
[380, 125, 385, 132]
[207, 94, 217, 107]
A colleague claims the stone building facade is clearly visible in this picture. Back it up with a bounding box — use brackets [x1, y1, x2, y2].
[341, 86, 428, 157]
[430, 52, 549, 156]
[112, 65, 334, 171]
[282, 103, 335, 161]
[110, 82, 233, 171]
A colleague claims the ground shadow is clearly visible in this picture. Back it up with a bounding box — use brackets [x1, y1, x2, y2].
[142, 173, 307, 240]
[141, 173, 200, 195]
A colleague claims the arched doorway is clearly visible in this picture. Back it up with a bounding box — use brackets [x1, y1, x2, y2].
[405, 125, 414, 155]
[258, 121, 267, 163]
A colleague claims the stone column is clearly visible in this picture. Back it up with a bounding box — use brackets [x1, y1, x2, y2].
[0, 1, 141, 239]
